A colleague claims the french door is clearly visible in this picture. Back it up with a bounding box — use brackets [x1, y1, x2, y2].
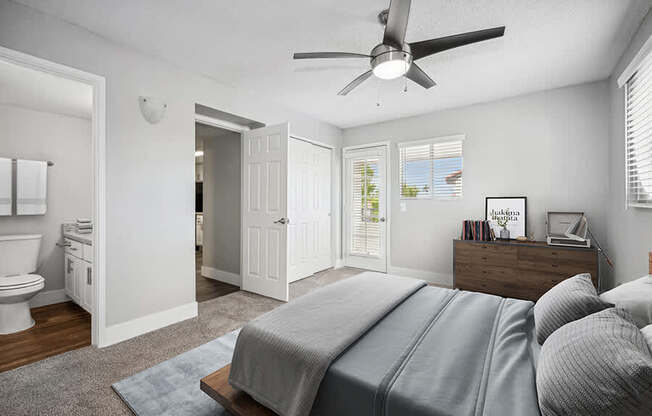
[343, 145, 388, 272]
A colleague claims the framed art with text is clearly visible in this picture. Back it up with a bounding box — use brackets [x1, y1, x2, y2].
[485, 196, 527, 239]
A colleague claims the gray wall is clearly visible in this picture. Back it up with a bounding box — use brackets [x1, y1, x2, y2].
[0, 104, 92, 292]
[343, 81, 611, 286]
[607, 9, 652, 288]
[201, 128, 241, 276]
[0, 0, 343, 328]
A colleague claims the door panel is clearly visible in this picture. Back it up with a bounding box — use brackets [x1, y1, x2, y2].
[241, 124, 289, 301]
[344, 146, 387, 272]
[288, 138, 332, 282]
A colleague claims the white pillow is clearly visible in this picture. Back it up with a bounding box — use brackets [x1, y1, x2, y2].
[600, 275, 652, 328]
[642, 325, 652, 350]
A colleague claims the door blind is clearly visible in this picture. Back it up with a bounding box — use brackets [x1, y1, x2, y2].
[351, 158, 381, 256]
[626, 50, 652, 207]
[399, 137, 463, 199]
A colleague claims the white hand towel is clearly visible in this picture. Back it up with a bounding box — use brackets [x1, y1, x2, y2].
[0, 158, 11, 216]
[17, 159, 47, 215]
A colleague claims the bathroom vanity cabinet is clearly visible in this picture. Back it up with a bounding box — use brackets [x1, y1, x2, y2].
[63, 236, 93, 314]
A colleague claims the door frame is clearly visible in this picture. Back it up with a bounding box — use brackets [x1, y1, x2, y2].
[0, 46, 108, 347]
[290, 135, 335, 272]
[342, 141, 391, 273]
[194, 113, 250, 291]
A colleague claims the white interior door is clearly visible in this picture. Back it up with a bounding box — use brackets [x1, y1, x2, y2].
[241, 123, 289, 301]
[288, 138, 332, 282]
[344, 146, 387, 272]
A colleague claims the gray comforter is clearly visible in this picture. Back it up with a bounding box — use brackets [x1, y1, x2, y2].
[312, 285, 540, 416]
[230, 273, 540, 416]
[229, 272, 426, 416]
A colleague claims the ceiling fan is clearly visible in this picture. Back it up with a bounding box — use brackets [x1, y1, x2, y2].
[293, 0, 505, 96]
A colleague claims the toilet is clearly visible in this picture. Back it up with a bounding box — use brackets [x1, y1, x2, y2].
[0, 234, 45, 335]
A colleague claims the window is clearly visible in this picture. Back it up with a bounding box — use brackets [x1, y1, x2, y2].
[398, 136, 463, 199]
[626, 51, 652, 207]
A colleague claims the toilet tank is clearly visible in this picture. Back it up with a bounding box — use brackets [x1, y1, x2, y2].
[0, 234, 42, 276]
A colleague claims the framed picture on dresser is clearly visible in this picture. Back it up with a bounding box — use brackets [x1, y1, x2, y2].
[485, 196, 527, 239]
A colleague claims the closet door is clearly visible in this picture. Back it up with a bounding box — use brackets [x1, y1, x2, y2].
[288, 138, 332, 282]
[313, 145, 332, 272]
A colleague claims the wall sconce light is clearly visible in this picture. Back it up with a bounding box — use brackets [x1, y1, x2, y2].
[139, 96, 167, 124]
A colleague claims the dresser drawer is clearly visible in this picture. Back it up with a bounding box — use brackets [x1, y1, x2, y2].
[517, 246, 596, 275]
[455, 242, 517, 267]
[455, 263, 536, 300]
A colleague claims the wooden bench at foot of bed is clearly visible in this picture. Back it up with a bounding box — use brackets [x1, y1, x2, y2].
[200, 364, 277, 416]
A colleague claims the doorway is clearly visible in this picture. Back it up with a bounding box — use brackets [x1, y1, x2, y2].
[343, 143, 389, 272]
[194, 122, 241, 303]
[0, 46, 106, 354]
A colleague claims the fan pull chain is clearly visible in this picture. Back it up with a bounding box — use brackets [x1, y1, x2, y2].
[376, 78, 382, 107]
[403, 59, 408, 93]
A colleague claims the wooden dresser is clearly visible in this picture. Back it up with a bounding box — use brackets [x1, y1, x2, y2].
[453, 239, 599, 301]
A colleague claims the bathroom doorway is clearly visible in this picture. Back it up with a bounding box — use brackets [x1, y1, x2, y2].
[0, 46, 106, 366]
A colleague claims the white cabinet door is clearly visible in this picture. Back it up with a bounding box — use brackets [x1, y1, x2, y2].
[241, 123, 289, 302]
[80, 260, 93, 314]
[64, 253, 76, 302]
[72, 256, 83, 303]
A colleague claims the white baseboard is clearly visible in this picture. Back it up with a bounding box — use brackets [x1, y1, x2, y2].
[201, 266, 241, 287]
[30, 289, 70, 308]
[334, 259, 344, 269]
[387, 266, 453, 287]
[101, 301, 198, 347]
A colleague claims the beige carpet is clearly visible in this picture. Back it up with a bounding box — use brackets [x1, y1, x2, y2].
[0, 267, 363, 416]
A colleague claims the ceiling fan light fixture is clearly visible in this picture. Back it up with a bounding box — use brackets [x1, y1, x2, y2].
[373, 59, 409, 80]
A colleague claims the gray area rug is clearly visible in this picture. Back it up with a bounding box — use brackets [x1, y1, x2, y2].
[112, 329, 240, 416]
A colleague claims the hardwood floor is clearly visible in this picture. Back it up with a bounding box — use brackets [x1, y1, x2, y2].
[196, 249, 239, 303]
[0, 301, 91, 373]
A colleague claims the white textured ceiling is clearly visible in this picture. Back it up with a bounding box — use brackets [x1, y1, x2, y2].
[0, 58, 92, 119]
[14, 0, 651, 128]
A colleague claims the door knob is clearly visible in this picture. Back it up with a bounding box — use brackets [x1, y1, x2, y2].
[379, 217, 386, 222]
[274, 217, 290, 225]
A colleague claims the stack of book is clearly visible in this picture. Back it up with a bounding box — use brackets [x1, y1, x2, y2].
[460, 220, 494, 241]
[76, 218, 93, 234]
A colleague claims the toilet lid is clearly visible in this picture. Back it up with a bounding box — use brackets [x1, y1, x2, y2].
[0, 274, 44, 290]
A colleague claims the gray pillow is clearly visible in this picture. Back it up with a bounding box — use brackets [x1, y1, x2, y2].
[534, 273, 611, 344]
[537, 308, 652, 416]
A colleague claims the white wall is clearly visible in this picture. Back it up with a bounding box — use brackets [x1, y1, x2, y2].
[0, 0, 343, 332]
[0, 104, 92, 293]
[607, 9, 652, 288]
[343, 82, 611, 286]
[201, 128, 241, 278]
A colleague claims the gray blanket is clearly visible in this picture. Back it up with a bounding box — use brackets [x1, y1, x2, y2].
[228, 272, 426, 416]
[312, 286, 540, 416]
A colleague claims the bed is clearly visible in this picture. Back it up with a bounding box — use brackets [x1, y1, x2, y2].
[201, 272, 541, 416]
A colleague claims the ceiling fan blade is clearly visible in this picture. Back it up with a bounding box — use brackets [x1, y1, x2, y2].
[383, 0, 411, 49]
[409, 26, 505, 60]
[338, 70, 373, 96]
[405, 63, 436, 89]
[293, 52, 370, 60]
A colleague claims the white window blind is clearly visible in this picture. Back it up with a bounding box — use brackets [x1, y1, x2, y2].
[626, 50, 652, 207]
[351, 158, 381, 256]
[399, 136, 463, 199]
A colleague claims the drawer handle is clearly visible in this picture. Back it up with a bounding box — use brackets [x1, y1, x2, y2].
[551, 264, 558, 268]
[481, 256, 488, 260]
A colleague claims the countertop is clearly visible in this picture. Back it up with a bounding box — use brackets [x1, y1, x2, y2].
[63, 229, 93, 245]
